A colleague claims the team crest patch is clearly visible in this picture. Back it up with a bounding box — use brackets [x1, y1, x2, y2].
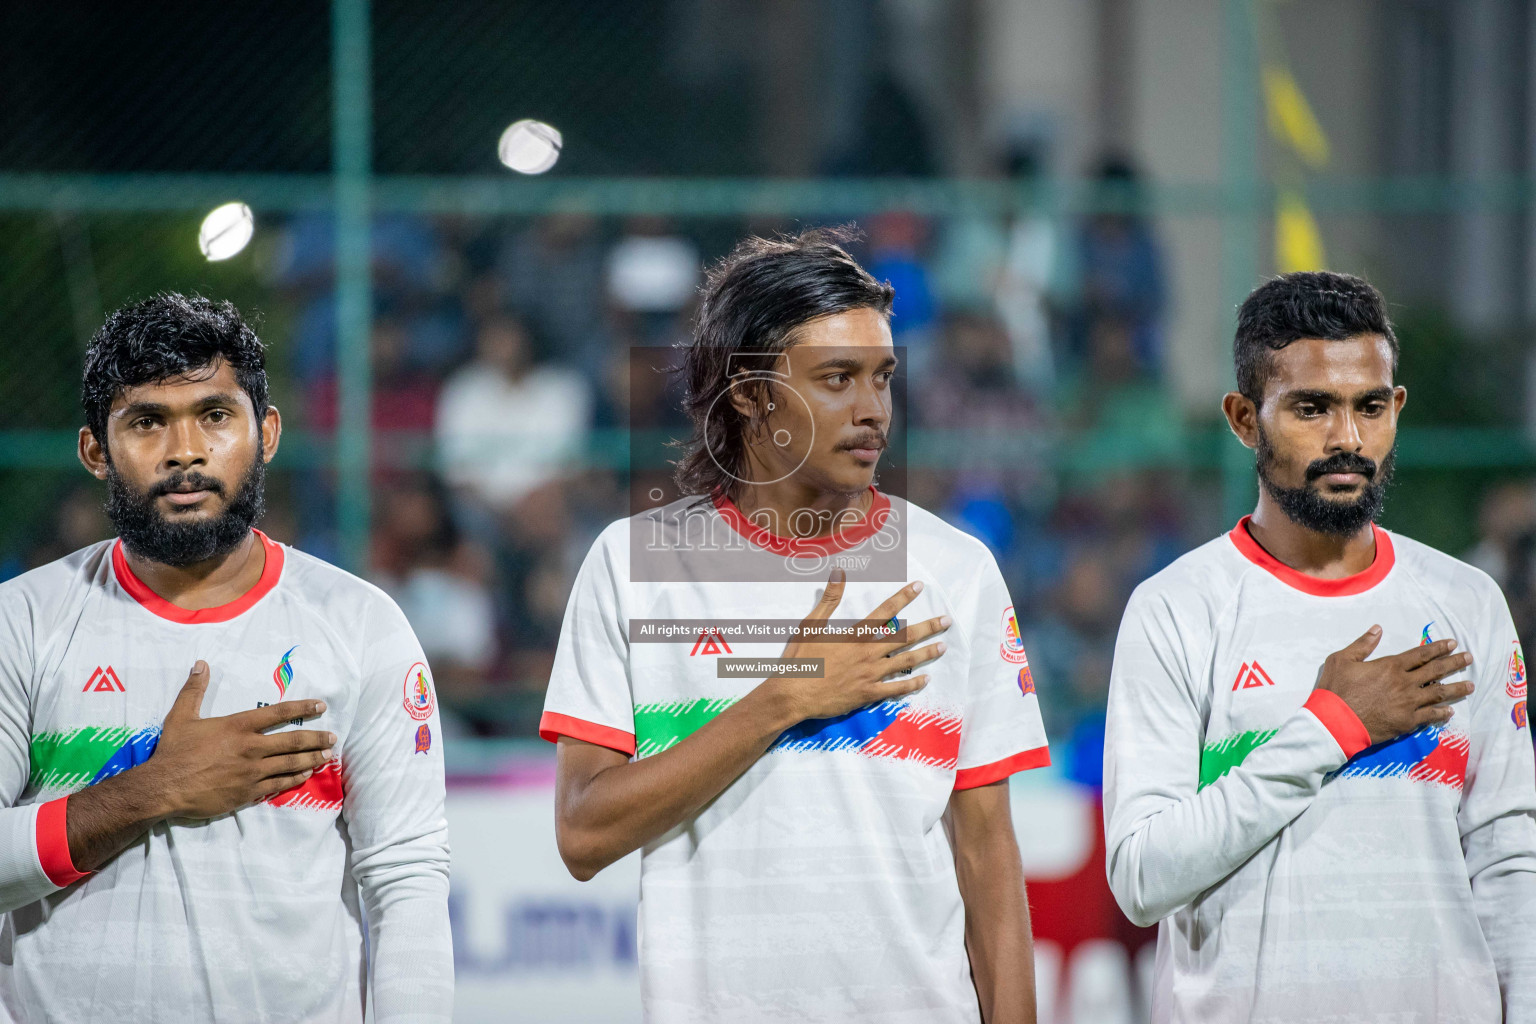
[1017, 664, 1035, 696]
[1508, 642, 1527, 699]
[403, 662, 436, 721]
[272, 645, 298, 699]
[414, 723, 432, 754]
[1000, 606, 1028, 664]
[1514, 700, 1528, 730]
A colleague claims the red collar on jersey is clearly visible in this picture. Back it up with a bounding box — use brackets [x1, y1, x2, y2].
[112, 529, 285, 624]
[1228, 515, 1395, 597]
[712, 487, 891, 557]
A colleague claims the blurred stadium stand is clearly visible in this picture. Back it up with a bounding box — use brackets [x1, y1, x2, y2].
[6, 0, 1536, 740]
[4, 2, 1536, 1014]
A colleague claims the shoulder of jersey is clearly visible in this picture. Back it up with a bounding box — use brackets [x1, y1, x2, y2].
[274, 542, 406, 625]
[592, 494, 741, 555]
[596, 494, 994, 571]
[897, 497, 996, 572]
[1127, 532, 1249, 613]
[0, 538, 115, 616]
[1383, 529, 1504, 606]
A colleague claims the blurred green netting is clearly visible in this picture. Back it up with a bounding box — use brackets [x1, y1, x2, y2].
[3, 0, 1536, 734]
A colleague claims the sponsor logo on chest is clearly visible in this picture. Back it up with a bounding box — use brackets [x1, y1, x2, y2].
[688, 629, 733, 656]
[1231, 661, 1276, 691]
[81, 665, 126, 693]
[256, 645, 304, 725]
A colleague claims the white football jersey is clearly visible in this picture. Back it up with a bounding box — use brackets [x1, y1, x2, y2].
[0, 531, 453, 1023]
[541, 489, 1050, 1024]
[1104, 517, 1536, 1024]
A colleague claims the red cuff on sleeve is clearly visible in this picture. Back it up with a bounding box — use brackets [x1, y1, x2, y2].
[1304, 689, 1372, 759]
[538, 712, 637, 757]
[953, 745, 1052, 790]
[36, 797, 89, 888]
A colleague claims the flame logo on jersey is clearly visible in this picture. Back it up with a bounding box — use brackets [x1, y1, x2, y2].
[1510, 642, 1527, 699]
[1000, 605, 1028, 664]
[1420, 622, 1434, 646]
[272, 646, 298, 699]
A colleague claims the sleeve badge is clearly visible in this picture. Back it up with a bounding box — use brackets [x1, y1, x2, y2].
[1508, 642, 1527, 699]
[403, 661, 437, 721]
[1000, 605, 1029, 664]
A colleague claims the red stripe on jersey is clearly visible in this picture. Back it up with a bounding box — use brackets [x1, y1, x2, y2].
[267, 759, 345, 810]
[713, 487, 891, 557]
[953, 745, 1052, 790]
[36, 797, 89, 887]
[1228, 516, 1395, 597]
[1304, 689, 1373, 758]
[539, 712, 638, 757]
[1407, 730, 1471, 788]
[113, 529, 285, 624]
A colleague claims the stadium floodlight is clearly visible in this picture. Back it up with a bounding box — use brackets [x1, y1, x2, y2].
[198, 202, 255, 261]
[497, 119, 562, 174]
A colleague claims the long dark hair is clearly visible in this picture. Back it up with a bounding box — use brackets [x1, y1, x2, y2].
[673, 226, 894, 498]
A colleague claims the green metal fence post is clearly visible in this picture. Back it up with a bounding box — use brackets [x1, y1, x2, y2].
[1220, 0, 1261, 525]
[332, 0, 373, 571]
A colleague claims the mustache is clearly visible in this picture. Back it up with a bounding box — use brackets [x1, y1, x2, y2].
[1305, 452, 1377, 482]
[836, 433, 888, 451]
[148, 471, 226, 499]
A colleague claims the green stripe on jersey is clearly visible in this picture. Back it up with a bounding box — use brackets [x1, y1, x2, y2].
[634, 698, 737, 758]
[29, 727, 134, 791]
[1199, 728, 1279, 790]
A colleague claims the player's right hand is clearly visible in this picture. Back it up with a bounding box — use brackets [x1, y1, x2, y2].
[145, 661, 336, 820]
[769, 569, 952, 725]
[1314, 627, 1475, 746]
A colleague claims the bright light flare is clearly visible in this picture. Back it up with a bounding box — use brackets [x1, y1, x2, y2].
[198, 202, 255, 261]
[498, 119, 562, 174]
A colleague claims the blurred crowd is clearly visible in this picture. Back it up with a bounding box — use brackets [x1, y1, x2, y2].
[16, 157, 1527, 759]
[262, 155, 1186, 750]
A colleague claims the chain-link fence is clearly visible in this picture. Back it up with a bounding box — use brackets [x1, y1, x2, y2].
[5, 0, 1536, 739]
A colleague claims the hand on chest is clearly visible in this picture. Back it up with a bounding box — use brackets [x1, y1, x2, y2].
[638, 582, 966, 701]
[1212, 609, 1469, 733]
[52, 627, 349, 733]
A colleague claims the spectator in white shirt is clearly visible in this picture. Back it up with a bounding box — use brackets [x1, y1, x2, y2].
[435, 312, 593, 517]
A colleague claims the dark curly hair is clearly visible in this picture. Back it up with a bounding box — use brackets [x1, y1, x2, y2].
[1234, 271, 1397, 405]
[82, 293, 269, 450]
[673, 226, 895, 498]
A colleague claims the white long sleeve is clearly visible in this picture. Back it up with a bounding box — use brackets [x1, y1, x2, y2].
[1458, 586, 1536, 1021]
[345, 596, 454, 1022]
[0, 537, 454, 1022]
[1104, 525, 1530, 1022]
[0, 583, 82, 914]
[1103, 584, 1367, 926]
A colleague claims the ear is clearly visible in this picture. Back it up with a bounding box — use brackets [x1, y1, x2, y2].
[78, 427, 108, 480]
[1392, 384, 1407, 417]
[727, 378, 771, 440]
[261, 405, 282, 464]
[1222, 391, 1260, 450]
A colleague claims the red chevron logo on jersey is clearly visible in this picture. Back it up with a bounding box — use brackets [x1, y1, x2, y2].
[689, 630, 732, 656]
[82, 666, 125, 693]
[1231, 661, 1275, 691]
